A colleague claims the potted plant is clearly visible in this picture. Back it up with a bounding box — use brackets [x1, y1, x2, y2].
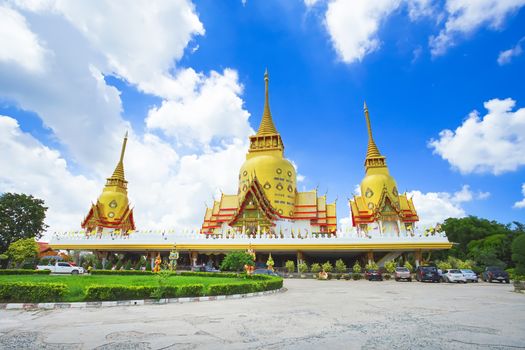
[322, 261, 333, 279]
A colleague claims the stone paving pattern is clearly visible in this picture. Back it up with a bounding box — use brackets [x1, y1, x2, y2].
[0, 279, 524, 349]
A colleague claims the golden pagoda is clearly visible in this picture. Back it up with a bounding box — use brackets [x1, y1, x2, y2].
[349, 103, 418, 234]
[202, 70, 337, 234]
[81, 132, 135, 232]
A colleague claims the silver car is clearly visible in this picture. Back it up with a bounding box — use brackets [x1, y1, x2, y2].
[394, 267, 412, 281]
[460, 269, 478, 282]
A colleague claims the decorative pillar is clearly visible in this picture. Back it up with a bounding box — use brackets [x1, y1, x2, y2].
[367, 251, 374, 265]
[190, 251, 198, 267]
[297, 251, 304, 272]
[414, 250, 422, 267]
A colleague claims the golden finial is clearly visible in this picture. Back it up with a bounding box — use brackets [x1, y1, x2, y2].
[363, 102, 381, 158]
[109, 132, 128, 182]
[257, 68, 278, 135]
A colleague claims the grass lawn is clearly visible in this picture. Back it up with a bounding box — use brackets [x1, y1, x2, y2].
[0, 274, 252, 302]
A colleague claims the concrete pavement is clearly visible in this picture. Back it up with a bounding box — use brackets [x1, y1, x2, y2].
[0, 279, 524, 349]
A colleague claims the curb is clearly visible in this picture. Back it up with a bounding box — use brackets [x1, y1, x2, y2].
[0, 288, 286, 310]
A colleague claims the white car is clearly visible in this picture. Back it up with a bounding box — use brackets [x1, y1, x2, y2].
[460, 269, 478, 283]
[37, 262, 84, 274]
[442, 269, 467, 283]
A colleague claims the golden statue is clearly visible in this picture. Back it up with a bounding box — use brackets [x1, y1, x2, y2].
[244, 248, 256, 275]
[153, 254, 162, 273]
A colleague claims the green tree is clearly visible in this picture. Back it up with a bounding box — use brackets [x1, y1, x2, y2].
[335, 259, 347, 274]
[6, 238, 38, 268]
[0, 193, 48, 253]
[404, 261, 413, 272]
[220, 251, 254, 272]
[436, 260, 452, 271]
[511, 234, 525, 275]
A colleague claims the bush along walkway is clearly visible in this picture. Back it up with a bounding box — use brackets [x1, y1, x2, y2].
[0, 287, 285, 310]
[0, 271, 284, 309]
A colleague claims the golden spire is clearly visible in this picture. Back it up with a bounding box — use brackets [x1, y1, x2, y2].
[364, 101, 382, 158]
[109, 131, 128, 182]
[256, 68, 278, 135]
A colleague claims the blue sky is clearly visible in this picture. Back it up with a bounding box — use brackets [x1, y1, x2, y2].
[0, 0, 524, 231]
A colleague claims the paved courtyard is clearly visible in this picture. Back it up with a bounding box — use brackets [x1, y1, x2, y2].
[0, 279, 524, 349]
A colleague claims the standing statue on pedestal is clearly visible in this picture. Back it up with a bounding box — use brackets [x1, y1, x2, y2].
[153, 254, 162, 273]
[244, 248, 256, 275]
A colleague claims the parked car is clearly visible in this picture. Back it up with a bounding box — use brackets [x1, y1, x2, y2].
[36, 262, 84, 274]
[192, 265, 220, 273]
[415, 266, 440, 282]
[460, 269, 478, 283]
[394, 267, 412, 282]
[481, 266, 510, 283]
[253, 269, 280, 277]
[365, 269, 383, 281]
[442, 269, 467, 283]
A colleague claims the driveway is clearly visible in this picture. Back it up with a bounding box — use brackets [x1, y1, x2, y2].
[0, 279, 524, 349]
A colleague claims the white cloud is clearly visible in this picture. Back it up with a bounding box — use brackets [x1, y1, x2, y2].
[408, 185, 489, 228]
[304, 0, 321, 7]
[0, 2, 256, 233]
[430, 0, 525, 56]
[514, 183, 525, 208]
[498, 37, 524, 65]
[146, 69, 253, 147]
[0, 116, 98, 230]
[12, 0, 205, 98]
[429, 98, 525, 175]
[0, 4, 46, 72]
[324, 0, 401, 64]
[406, 0, 434, 20]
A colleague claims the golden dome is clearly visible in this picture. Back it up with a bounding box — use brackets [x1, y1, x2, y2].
[360, 172, 399, 211]
[97, 188, 130, 223]
[239, 155, 296, 218]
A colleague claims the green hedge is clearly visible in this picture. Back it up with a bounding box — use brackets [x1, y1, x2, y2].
[0, 282, 67, 302]
[90, 270, 155, 275]
[179, 271, 240, 278]
[84, 283, 205, 301]
[0, 269, 51, 275]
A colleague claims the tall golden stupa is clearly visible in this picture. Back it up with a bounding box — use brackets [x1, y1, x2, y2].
[202, 70, 337, 234]
[81, 132, 135, 232]
[350, 103, 418, 234]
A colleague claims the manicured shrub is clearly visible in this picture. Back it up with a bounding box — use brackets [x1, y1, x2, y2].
[0, 282, 67, 302]
[322, 261, 333, 273]
[298, 262, 308, 275]
[352, 261, 362, 274]
[179, 271, 240, 278]
[220, 251, 254, 272]
[384, 260, 396, 274]
[335, 259, 346, 274]
[352, 273, 362, 280]
[0, 269, 51, 275]
[365, 261, 378, 270]
[207, 282, 254, 296]
[310, 263, 321, 274]
[90, 270, 154, 275]
[176, 284, 205, 297]
[343, 274, 351, 280]
[124, 261, 132, 270]
[85, 285, 156, 301]
[285, 260, 295, 274]
[384, 274, 391, 280]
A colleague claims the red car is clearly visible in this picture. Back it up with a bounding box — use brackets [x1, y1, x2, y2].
[365, 269, 383, 281]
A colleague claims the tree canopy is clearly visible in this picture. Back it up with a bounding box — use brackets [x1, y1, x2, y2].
[0, 193, 48, 253]
[512, 234, 525, 275]
[220, 251, 254, 272]
[6, 237, 38, 268]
